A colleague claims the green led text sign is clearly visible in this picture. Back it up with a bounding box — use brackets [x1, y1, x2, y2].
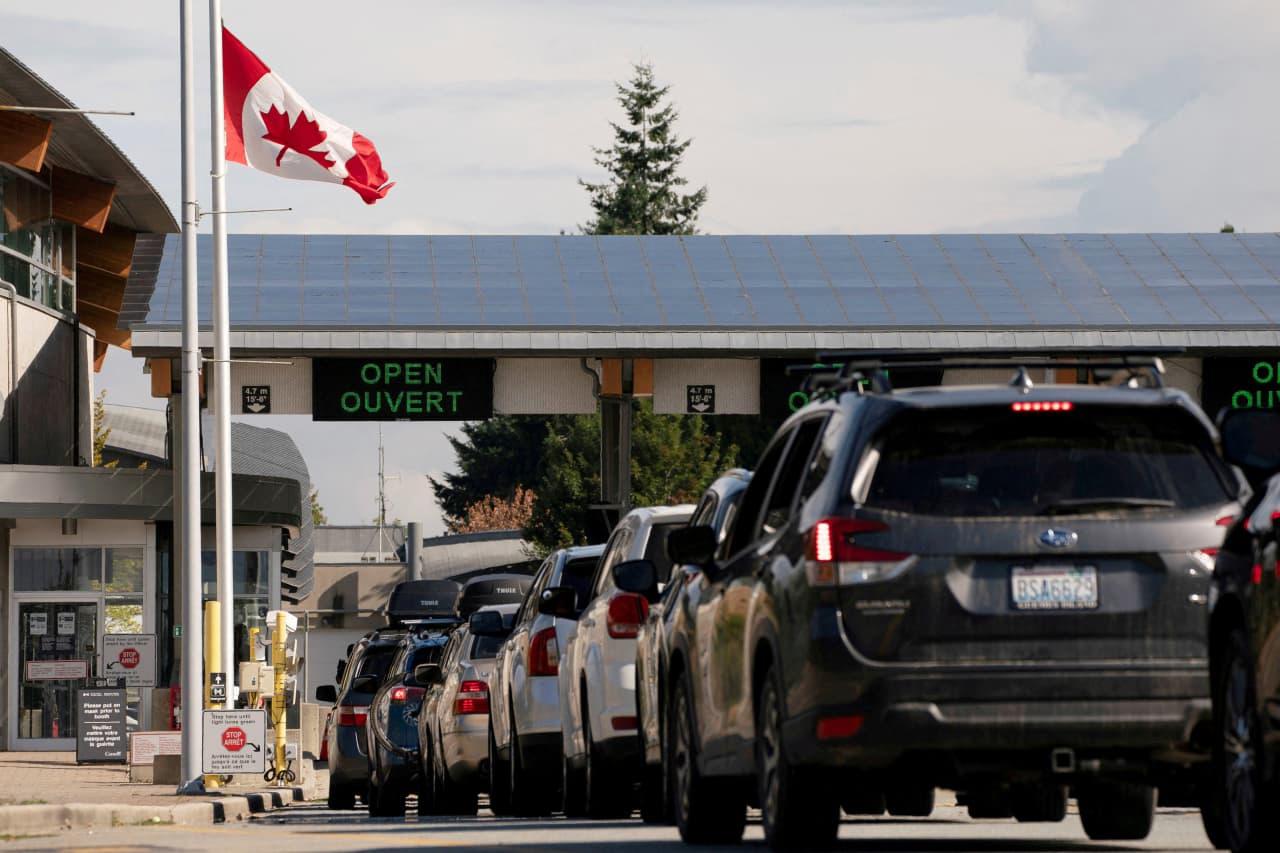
[1229, 361, 1280, 410]
[312, 358, 494, 421]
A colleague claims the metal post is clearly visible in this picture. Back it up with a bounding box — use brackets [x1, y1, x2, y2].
[202, 601, 221, 790]
[406, 521, 421, 580]
[208, 0, 235, 711]
[272, 610, 287, 784]
[177, 0, 205, 793]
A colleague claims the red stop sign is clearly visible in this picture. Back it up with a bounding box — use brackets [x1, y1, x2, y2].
[222, 726, 246, 752]
[118, 648, 140, 669]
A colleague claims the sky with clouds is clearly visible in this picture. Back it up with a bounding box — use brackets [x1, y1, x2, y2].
[10, 0, 1277, 531]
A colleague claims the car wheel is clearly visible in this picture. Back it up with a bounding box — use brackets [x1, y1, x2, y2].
[1077, 780, 1155, 841]
[1211, 628, 1280, 852]
[639, 759, 667, 824]
[563, 747, 588, 817]
[672, 674, 746, 843]
[962, 788, 1013, 819]
[510, 721, 554, 817]
[365, 779, 379, 817]
[488, 722, 512, 816]
[1010, 784, 1067, 823]
[885, 783, 935, 818]
[417, 742, 440, 817]
[583, 693, 631, 819]
[756, 665, 840, 850]
[327, 781, 356, 810]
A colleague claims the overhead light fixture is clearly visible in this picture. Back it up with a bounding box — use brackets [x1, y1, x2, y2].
[61, 518, 78, 536]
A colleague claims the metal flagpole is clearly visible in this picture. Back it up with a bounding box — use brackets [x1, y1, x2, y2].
[178, 0, 206, 791]
[208, 0, 235, 710]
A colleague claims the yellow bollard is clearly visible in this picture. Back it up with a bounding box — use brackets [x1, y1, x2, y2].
[272, 610, 288, 785]
[203, 600, 221, 791]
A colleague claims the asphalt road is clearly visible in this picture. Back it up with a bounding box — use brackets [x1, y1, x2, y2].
[4, 805, 1217, 852]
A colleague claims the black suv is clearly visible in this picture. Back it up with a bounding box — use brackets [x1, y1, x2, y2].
[1202, 407, 1280, 853]
[639, 360, 1242, 849]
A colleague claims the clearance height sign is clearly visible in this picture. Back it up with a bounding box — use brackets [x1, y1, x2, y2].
[312, 358, 494, 421]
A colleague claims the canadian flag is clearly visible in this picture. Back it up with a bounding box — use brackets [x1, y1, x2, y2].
[222, 26, 393, 204]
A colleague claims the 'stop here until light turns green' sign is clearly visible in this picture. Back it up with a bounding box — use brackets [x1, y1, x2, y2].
[312, 358, 495, 421]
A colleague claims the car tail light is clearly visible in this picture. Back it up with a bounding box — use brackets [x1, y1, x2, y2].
[320, 712, 331, 761]
[337, 705, 368, 727]
[454, 680, 490, 715]
[805, 518, 915, 587]
[816, 714, 864, 740]
[611, 716, 638, 731]
[1011, 401, 1074, 412]
[529, 626, 559, 676]
[390, 685, 425, 703]
[607, 593, 650, 639]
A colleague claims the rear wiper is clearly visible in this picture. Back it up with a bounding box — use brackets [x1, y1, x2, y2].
[1038, 497, 1176, 515]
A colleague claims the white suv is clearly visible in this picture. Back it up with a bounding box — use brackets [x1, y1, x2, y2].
[549, 505, 693, 818]
[488, 544, 604, 816]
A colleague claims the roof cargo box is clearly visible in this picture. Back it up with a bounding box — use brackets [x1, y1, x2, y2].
[386, 579, 462, 625]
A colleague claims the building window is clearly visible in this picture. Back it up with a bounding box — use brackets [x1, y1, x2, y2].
[105, 548, 145, 634]
[201, 551, 270, 664]
[13, 548, 102, 592]
[0, 166, 69, 312]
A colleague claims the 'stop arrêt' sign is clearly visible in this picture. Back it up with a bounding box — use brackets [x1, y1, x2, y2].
[312, 358, 494, 421]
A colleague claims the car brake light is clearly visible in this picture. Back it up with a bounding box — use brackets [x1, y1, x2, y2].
[1252, 564, 1264, 585]
[611, 716, 638, 731]
[529, 626, 559, 676]
[454, 680, 490, 715]
[805, 518, 915, 587]
[390, 685, 425, 703]
[1216, 515, 1236, 527]
[337, 706, 368, 727]
[1011, 401, 1074, 412]
[607, 593, 649, 639]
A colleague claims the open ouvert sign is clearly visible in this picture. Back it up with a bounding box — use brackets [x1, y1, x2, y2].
[311, 358, 495, 421]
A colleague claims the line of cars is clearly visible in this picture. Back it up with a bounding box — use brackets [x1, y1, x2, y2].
[318, 358, 1280, 853]
[317, 571, 533, 816]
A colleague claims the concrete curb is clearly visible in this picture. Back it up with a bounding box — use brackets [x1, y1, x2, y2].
[0, 786, 307, 836]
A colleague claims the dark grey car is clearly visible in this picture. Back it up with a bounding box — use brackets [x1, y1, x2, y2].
[640, 361, 1243, 849]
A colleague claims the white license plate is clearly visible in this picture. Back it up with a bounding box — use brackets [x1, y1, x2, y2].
[1010, 566, 1099, 611]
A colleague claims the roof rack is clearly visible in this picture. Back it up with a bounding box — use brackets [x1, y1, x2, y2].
[789, 355, 1168, 397]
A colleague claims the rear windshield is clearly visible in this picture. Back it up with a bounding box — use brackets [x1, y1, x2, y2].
[349, 646, 396, 694]
[561, 555, 599, 610]
[644, 522, 684, 583]
[470, 634, 504, 659]
[865, 406, 1233, 518]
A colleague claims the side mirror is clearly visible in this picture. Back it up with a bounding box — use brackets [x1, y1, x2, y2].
[537, 586, 578, 619]
[667, 525, 718, 566]
[350, 674, 379, 694]
[414, 663, 443, 686]
[612, 559, 658, 596]
[469, 609, 508, 637]
[314, 684, 337, 703]
[1220, 409, 1280, 476]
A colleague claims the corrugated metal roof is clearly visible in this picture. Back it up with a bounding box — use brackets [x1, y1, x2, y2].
[122, 235, 1280, 346]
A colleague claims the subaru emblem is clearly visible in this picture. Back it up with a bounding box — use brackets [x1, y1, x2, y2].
[1039, 528, 1078, 549]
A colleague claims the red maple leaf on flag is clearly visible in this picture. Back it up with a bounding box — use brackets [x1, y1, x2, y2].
[260, 105, 335, 170]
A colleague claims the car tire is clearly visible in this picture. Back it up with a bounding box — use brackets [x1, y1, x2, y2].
[671, 674, 746, 844]
[885, 783, 934, 818]
[368, 776, 407, 818]
[756, 665, 840, 850]
[1010, 784, 1067, 823]
[563, 748, 588, 818]
[327, 781, 356, 811]
[639, 760, 668, 824]
[842, 789, 886, 816]
[583, 693, 631, 819]
[418, 742, 441, 817]
[963, 789, 1013, 820]
[488, 722, 513, 817]
[1077, 780, 1155, 841]
[1208, 627, 1280, 852]
[510, 721, 554, 817]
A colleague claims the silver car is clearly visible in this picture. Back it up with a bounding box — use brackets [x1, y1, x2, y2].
[487, 544, 604, 816]
[416, 603, 516, 816]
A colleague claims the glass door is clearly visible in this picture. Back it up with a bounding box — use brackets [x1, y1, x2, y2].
[16, 601, 99, 746]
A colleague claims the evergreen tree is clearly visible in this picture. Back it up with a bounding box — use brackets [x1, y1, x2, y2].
[430, 417, 562, 530]
[580, 63, 707, 235]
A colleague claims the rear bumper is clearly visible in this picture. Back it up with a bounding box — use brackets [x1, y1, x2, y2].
[785, 666, 1212, 769]
[329, 726, 369, 786]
